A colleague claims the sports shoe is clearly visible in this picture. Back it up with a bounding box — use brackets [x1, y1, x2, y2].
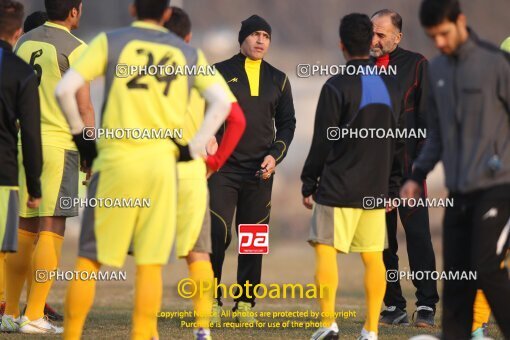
[379, 306, 409, 325]
[194, 327, 212, 340]
[0, 314, 20, 332]
[21, 303, 64, 322]
[234, 301, 257, 323]
[413, 306, 435, 328]
[357, 328, 378, 340]
[210, 300, 222, 325]
[44, 303, 64, 321]
[471, 323, 489, 338]
[310, 321, 339, 340]
[19, 315, 63, 334]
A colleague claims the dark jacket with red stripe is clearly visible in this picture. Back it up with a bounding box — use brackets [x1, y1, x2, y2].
[376, 46, 428, 179]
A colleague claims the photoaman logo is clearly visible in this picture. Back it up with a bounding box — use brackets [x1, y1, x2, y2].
[238, 224, 269, 254]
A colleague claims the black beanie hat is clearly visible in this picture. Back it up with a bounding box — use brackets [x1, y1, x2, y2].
[238, 15, 272, 45]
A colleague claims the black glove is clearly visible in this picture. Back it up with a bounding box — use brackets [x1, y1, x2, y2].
[73, 132, 97, 168]
[170, 138, 193, 162]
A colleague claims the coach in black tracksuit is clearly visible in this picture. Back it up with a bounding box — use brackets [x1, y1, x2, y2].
[209, 15, 296, 312]
[370, 10, 439, 327]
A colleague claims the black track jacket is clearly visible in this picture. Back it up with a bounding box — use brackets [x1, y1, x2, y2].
[301, 59, 404, 208]
[214, 53, 296, 174]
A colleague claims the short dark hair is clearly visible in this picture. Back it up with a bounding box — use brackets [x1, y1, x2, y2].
[419, 0, 461, 28]
[165, 6, 191, 39]
[372, 9, 403, 32]
[24, 11, 48, 33]
[0, 0, 24, 38]
[135, 0, 170, 21]
[339, 13, 374, 57]
[45, 0, 81, 21]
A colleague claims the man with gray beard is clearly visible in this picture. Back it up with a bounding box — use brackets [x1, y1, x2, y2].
[370, 9, 439, 328]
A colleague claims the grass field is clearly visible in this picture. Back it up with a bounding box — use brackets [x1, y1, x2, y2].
[4, 224, 504, 339]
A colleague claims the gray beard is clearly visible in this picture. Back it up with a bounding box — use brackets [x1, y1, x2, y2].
[370, 49, 382, 58]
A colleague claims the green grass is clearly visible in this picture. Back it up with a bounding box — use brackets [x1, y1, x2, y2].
[6, 297, 503, 339]
[4, 234, 504, 339]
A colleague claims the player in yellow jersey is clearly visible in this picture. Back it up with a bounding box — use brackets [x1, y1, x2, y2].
[0, 5, 46, 324]
[55, 1, 236, 339]
[3, 0, 94, 334]
[164, 7, 245, 340]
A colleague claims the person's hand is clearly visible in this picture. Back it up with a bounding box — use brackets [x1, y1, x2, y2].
[206, 166, 215, 179]
[303, 195, 314, 210]
[82, 168, 92, 186]
[27, 195, 41, 209]
[80, 158, 92, 186]
[206, 136, 218, 156]
[80, 163, 89, 173]
[385, 201, 396, 212]
[260, 155, 276, 180]
[400, 180, 422, 200]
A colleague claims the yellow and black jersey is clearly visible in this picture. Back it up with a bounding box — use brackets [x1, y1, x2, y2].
[15, 21, 87, 150]
[214, 53, 296, 173]
[73, 21, 225, 170]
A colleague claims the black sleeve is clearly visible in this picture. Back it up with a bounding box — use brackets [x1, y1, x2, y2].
[411, 72, 442, 183]
[17, 73, 42, 198]
[388, 99, 406, 197]
[414, 58, 429, 158]
[301, 82, 342, 197]
[497, 52, 510, 118]
[269, 75, 296, 165]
